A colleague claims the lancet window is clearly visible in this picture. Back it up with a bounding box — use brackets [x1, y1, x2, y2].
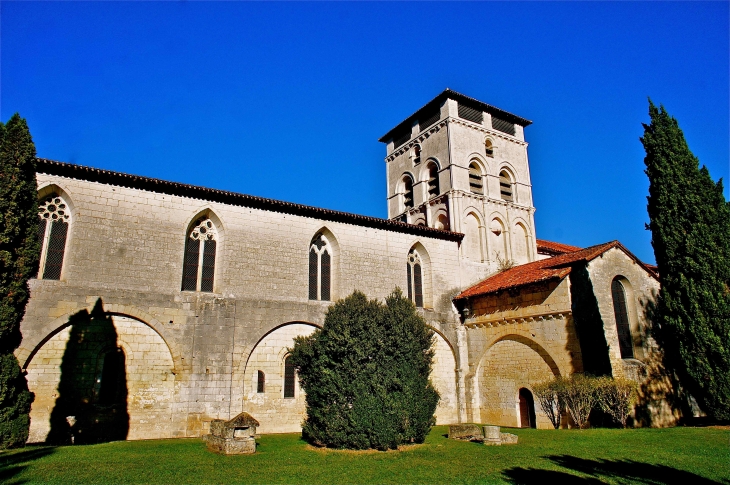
[406, 249, 424, 308]
[181, 217, 218, 292]
[37, 194, 71, 280]
[612, 278, 634, 359]
[309, 233, 332, 301]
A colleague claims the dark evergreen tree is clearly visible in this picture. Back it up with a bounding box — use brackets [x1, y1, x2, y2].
[0, 114, 39, 447]
[641, 101, 730, 421]
[289, 289, 439, 450]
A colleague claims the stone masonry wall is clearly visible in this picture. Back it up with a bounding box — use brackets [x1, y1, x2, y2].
[20, 173, 465, 440]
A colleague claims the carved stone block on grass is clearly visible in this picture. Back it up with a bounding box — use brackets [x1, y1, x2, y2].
[204, 412, 260, 455]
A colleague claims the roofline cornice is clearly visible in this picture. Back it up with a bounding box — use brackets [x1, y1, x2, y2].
[35, 158, 465, 242]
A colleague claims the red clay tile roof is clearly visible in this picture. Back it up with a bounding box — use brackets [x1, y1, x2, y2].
[536, 239, 582, 256]
[455, 241, 657, 301]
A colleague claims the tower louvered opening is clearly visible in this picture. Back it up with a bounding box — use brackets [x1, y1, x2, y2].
[499, 171, 513, 202]
[469, 163, 483, 195]
[492, 116, 516, 136]
[419, 106, 441, 131]
[428, 164, 440, 197]
[458, 103, 484, 124]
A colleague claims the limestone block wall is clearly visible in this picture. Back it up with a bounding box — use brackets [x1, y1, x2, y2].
[586, 248, 676, 426]
[431, 332, 459, 425]
[20, 171, 466, 440]
[462, 279, 583, 427]
[586, 248, 660, 374]
[25, 315, 176, 443]
[241, 323, 317, 434]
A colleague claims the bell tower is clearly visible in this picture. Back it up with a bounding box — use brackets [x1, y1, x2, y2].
[379, 89, 538, 280]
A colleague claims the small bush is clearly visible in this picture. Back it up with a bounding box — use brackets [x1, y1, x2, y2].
[289, 289, 439, 450]
[596, 377, 638, 428]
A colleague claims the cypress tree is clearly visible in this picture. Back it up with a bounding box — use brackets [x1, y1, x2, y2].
[289, 289, 439, 450]
[0, 114, 38, 447]
[641, 101, 730, 421]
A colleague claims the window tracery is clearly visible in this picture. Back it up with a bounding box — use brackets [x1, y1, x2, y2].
[309, 233, 332, 301]
[37, 194, 71, 280]
[407, 249, 424, 308]
[181, 217, 218, 292]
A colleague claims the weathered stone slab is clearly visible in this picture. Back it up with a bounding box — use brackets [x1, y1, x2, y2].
[204, 434, 256, 454]
[448, 424, 482, 440]
[483, 425, 501, 446]
[500, 432, 518, 445]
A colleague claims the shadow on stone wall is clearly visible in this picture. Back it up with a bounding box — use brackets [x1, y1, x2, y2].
[632, 290, 688, 426]
[46, 299, 129, 444]
[569, 264, 612, 377]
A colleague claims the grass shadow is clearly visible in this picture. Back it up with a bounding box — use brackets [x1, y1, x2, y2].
[0, 447, 55, 485]
[503, 454, 726, 484]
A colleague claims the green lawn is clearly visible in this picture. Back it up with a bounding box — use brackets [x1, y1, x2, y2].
[1, 426, 728, 484]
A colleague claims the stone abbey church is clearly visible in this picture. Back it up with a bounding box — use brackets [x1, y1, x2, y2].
[20, 89, 672, 444]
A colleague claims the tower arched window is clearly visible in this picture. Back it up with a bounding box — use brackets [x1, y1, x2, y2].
[427, 162, 440, 197]
[485, 139, 494, 157]
[407, 249, 424, 308]
[402, 175, 414, 210]
[412, 144, 422, 165]
[499, 170, 513, 202]
[468, 162, 483, 195]
[37, 194, 71, 280]
[612, 278, 634, 359]
[309, 233, 332, 301]
[181, 217, 218, 292]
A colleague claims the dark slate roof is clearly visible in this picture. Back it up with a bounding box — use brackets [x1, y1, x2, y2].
[379, 88, 532, 143]
[36, 158, 464, 242]
[454, 241, 658, 300]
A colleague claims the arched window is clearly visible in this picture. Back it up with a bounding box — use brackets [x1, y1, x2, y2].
[485, 139, 494, 157]
[309, 233, 332, 301]
[181, 216, 218, 292]
[412, 144, 422, 165]
[257, 370, 265, 393]
[402, 175, 414, 210]
[469, 162, 483, 195]
[612, 278, 634, 359]
[427, 162, 440, 197]
[407, 249, 424, 308]
[283, 356, 295, 398]
[499, 170, 513, 202]
[37, 194, 71, 280]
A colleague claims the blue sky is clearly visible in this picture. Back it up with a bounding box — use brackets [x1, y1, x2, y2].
[2, 1, 728, 264]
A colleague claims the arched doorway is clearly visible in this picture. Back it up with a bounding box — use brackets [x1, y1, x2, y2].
[519, 388, 536, 429]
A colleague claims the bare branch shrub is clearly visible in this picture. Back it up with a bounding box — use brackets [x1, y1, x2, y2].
[532, 378, 563, 429]
[562, 374, 599, 429]
[596, 377, 638, 428]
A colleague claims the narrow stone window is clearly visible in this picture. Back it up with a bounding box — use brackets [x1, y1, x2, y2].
[407, 249, 424, 308]
[499, 170, 513, 202]
[283, 356, 295, 398]
[309, 233, 333, 301]
[469, 163, 483, 195]
[427, 163, 440, 197]
[612, 278, 634, 359]
[181, 217, 218, 292]
[257, 370, 265, 393]
[485, 139, 494, 157]
[413, 144, 421, 165]
[37, 194, 71, 280]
